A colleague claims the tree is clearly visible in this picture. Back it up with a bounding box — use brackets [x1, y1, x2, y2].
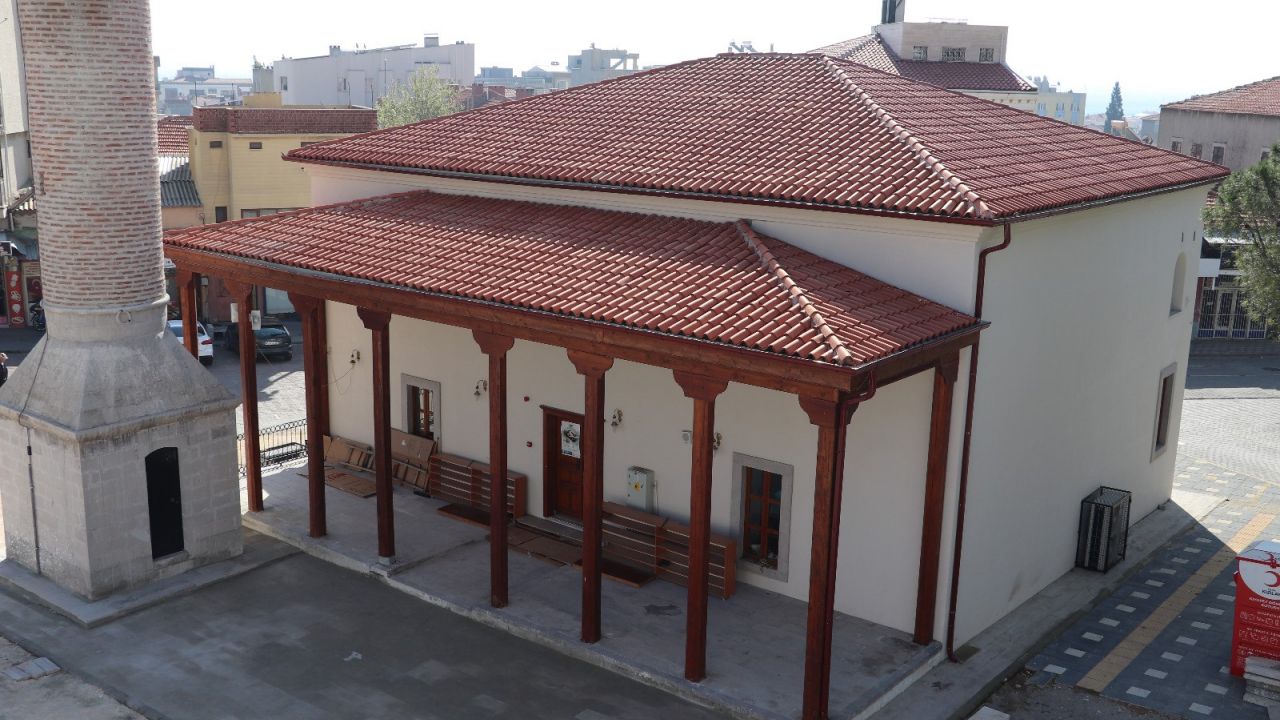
[1203, 143, 1280, 329]
[376, 66, 460, 129]
[1104, 82, 1124, 134]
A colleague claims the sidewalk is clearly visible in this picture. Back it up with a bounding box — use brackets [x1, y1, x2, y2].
[0, 327, 43, 354]
[1190, 339, 1280, 357]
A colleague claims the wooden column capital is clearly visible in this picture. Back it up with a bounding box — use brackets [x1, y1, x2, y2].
[288, 292, 324, 315]
[936, 353, 961, 385]
[672, 370, 729, 401]
[357, 307, 392, 331]
[798, 395, 857, 429]
[223, 278, 253, 301]
[567, 349, 613, 378]
[473, 330, 514, 357]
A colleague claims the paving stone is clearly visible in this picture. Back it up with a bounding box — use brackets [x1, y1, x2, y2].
[1127, 687, 1151, 698]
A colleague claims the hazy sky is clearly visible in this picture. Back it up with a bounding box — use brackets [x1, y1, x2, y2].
[151, 0, 1279, 115]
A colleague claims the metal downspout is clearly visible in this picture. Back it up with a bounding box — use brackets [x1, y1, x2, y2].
[946, 222, 1012, 661]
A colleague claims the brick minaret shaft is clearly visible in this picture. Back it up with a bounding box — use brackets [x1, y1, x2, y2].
[0, 0, 242, 600]
[20, 0, 165, 320]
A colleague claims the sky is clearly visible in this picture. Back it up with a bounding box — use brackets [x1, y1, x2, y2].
[151, 0, 1280, 116]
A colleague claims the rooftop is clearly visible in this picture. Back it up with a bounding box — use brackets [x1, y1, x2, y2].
[811, 34, 1035, 93]
[159, 155, 200, 208]
[193, 107, 378, 135]
[156, 115, 193, 155]
[1163, 76, 1280, 117]
[289, 54, 1226, 223]
[163, 190, 980, 368]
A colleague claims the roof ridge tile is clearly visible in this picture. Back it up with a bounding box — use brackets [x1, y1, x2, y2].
[736, 219, 853, 366]
[818, 55, 994, 221]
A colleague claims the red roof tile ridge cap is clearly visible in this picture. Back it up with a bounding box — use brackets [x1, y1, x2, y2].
[736, 220, 854, 366]
[819, 55, 994, 221]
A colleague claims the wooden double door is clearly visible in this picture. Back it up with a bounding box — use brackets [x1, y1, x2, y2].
[542, 407, 584, 521]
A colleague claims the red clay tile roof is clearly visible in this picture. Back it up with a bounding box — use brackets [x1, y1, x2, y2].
[289, 54, 1227, 222]
[192, 107, 378, 135]
[163, 191, 980, 367]
[812, 34, 1035, 92]
[157, 115, 193, 155]
[1163, 76, 1280, 117]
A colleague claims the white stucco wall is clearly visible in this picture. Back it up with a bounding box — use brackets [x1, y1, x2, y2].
[303, 162, 1208, 645]
[323, 303, 950, 633]
[953, 188, 1205, 643]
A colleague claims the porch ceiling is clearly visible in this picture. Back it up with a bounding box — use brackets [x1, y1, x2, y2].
[165, 190, 983, 392]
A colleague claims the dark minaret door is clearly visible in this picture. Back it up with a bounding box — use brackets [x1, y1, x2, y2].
[146, 448, 185, 559]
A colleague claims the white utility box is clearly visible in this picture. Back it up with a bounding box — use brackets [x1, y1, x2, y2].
[626, 466, 655, 513]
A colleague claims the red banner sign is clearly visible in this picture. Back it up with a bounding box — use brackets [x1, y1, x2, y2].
[4, 263, 24, 328]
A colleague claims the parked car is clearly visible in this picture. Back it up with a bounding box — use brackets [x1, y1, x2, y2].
[225, 316, 293, 361]
[167, 319, 214, 365]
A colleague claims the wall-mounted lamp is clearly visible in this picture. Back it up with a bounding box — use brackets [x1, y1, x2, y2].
[610, 409, 624, 429]
[680, 429, 723, 452]
[474, 379, 488, 397]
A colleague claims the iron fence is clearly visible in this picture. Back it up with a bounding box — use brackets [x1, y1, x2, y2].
[238, 417, 308, 477]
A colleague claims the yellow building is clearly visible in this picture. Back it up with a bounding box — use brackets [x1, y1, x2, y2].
[188, 103, 376, 224]
[184, 102, 377, 320]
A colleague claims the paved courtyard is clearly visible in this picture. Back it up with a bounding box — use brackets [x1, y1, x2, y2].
[991, 350, 1280, 719]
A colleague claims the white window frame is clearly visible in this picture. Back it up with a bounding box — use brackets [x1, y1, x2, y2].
[730, 453, 794, 583]
[978, 47, 994, 62]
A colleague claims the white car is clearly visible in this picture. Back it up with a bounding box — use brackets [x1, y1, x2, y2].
[167, 319, 214, 366]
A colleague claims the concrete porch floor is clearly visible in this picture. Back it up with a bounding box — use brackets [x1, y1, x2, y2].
[246, 466, 941, 720]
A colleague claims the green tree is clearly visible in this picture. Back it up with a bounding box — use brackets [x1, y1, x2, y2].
[1203, 143, 1280, 329]
[376, 66, 460, 129]
[1104, 82, 1124, 134]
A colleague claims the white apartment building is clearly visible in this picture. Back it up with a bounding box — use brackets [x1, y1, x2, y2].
[267, 36, 475, 108]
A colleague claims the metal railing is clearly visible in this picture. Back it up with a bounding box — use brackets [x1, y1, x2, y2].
[238, 417, 308, 477]
[1196, 312, 1269, 340]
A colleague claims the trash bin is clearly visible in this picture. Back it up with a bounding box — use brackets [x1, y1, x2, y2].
[1232, 540, 1280, 676]
[1076, 486, 1131, 572]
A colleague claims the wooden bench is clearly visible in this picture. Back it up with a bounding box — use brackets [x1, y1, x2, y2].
[428, 452, 528, 520]
[601, 502, 737, 598]
[322, 432, 433, 492]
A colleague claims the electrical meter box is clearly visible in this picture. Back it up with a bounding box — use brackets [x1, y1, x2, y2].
[626, 466, 655, 513]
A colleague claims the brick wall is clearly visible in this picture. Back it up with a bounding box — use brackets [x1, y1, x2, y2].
[193, 107, 378, 135]
[17, 0, 164, 309]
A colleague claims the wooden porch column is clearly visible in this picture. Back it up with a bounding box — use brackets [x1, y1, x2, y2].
[474, 330, 515, 608]
[358, 307, 395, 561]
[914, 354, 960, 645]
[290, 293, 328, 538]
[673, 371, 729, 682]
[799, 394, 855, 720]
[567, 350, 613, 643]
[225, 279, 263, 512]
[316, 300, 331, 437]
[176, 269, 199, 358]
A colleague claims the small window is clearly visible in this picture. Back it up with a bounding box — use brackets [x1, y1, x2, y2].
[1171, 253, 1186, 314]
[1151, 364, 1177, 459]
[1211, 144, 1226, 165]
[248, 141, 263, 150]
[732, 453, 793, 581]
[214, 206, 227, 223]
[941, 47, 966, 62]
[1189, 143, 1203, 159]
[1055, 102, 1065, 118]
[300, 141, 319, 147]
[1170, 139, 1183, 153]
[280, 76, 288, 91]
[241, 209, 260, 219]
[208, 140, 223, 149]
[911, 45, 928, 61]
[1036, 102, 1046, 116]
[408, 384, 435, 439]
[979, 47, 994, 62]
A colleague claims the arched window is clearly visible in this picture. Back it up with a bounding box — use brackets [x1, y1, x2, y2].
[1171, 254, 1187, 314]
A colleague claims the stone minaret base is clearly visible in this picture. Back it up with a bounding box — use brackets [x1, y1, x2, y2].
[0, 303, 241, 600]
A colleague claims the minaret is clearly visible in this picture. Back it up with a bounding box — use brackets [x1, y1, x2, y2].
[0, 0, 241, 599]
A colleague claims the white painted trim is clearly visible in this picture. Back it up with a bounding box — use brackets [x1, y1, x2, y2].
[730, 452, 795, 583]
